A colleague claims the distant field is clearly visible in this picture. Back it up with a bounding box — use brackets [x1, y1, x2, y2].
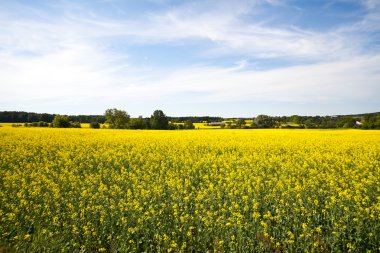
[172, 122, 221, 129]
[81, 123, 90, 128]
[193, 122, 221, 129]
[0, 128, 379, 252]
[0, 123, 22, 127]
[282, 122, 301, 127]
[0, 123, 106, 128]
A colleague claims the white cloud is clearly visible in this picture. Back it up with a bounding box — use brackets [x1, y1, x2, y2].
[0, 42, 133, 100]
[0, 0, 379, 115]
[0, 1, 356, 59]
[95, 3, 356, 60]
[0, 0, 376, 61]
[3, 49, 378, 106]
[145, 54, 380, 102]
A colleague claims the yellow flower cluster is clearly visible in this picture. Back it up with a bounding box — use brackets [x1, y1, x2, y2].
[0, 128, 379, 252]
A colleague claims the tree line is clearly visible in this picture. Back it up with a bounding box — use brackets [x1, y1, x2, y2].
[250, 113, 380, 129]
[0, 111, 106, 123]
[220, 114, 379, 129]
[103, 109, 196, 130]
[1, 110, 379, 130]
[0, 111, 218, 124]
[169, 116, 223, 123]
[19, 109, 190, 130]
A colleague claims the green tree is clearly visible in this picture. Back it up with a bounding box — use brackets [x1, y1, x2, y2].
[70, 121, 81, 128]
[235, 119, 246, 128]
[321, 116, 336, 129]
[336, 116, 355, 128]
[168, 123, 179, 130]
[183, 120, 195, 129]
[304, 118, 316, 129]
[290, 115, 301, 124]
[52, 115, 71, 128]
[252, 115, 275, 128]
[150, 110, 169, 129]
[104, 109, 130, 129]
[361, 113, 380, 129]
[89, 122, 100, 129]
[129, 116, 146, 129]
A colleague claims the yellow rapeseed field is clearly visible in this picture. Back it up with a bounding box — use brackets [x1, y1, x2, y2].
[0, 128, 379, 252]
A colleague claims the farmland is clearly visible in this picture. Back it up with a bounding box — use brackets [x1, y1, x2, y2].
[0, 128, 379, 252]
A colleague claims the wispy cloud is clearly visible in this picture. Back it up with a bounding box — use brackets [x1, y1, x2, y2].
[143, 54, 380, 103]
[0, 0, 379, 116]
[1, 0, 374, 60]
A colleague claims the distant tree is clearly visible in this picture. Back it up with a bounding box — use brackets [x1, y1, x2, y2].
[279, 116, 288, 124]
[290, 115, 301, 124]
[320, 116, 337, 129]
[38, 121, 49, 127]
[304, 118, 317, 129]
[168, 123, 178, 130]
[183, 120, 195, 129]
[336, 116, 355, 128]
[274, 121, 282, 128]
[24, 121, 49, 127]
[52, 115, 71, 128]
[70, 121, 81, 128]
[89, 122, 100, 129]
[104, 108, 130, 129]
[167, 116, 224, 123]
[253, 115, 275, 128]
[129, 116, 146, 129]
[235, 119, 246, 128]
[361, 113, 380, 129]
[150, 110, 169, 129]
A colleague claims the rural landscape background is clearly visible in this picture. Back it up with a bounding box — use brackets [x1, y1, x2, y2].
[1, 0, 380, 252]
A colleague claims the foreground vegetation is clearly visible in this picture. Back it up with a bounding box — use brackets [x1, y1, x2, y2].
[0, 128, 379, 252]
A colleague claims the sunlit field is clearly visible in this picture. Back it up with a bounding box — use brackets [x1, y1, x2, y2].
[193, 123, 221, 129]
[0, 128, 379, 252]
[0, 123, 21, 127]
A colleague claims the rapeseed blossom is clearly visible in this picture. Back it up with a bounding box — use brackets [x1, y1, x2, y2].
[0, 128, 379, 252]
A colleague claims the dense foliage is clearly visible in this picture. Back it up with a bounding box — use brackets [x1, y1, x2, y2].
[52, 115, 81, 128]
[1, 111, 379, 129]
[168, 116, 224, 123]
[0, 128, 379, 252]
[0, 111, 106, 124]
[105, 109, 131, 129]
[24, 122, 50, 127]
[89, 122, 101, 129]
[150, 110, 169, 130]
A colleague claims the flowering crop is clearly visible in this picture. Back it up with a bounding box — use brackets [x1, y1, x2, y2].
[0, 128, 379, 252]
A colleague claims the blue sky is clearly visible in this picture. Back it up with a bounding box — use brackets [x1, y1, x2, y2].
[0, 0, 379, 117]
